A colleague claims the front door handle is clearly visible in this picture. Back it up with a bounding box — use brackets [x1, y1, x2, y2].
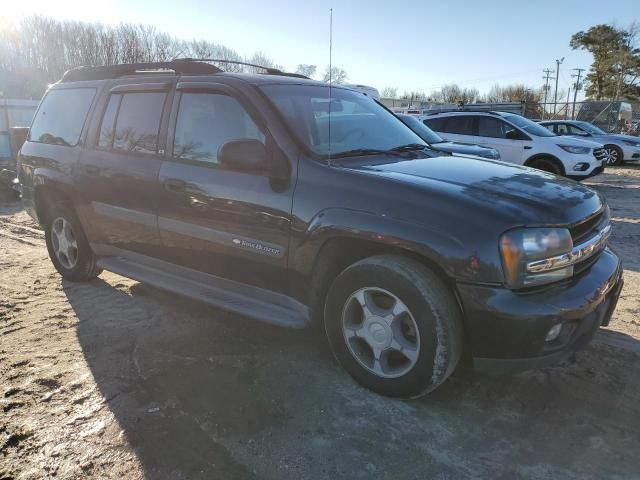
[164, 178, 186, 192]
[524, 145, 532, 150]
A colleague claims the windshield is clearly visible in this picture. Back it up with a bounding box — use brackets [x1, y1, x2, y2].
[577, 121, 606, 135]
[260, 84, 426, 157]
[397, 115, 444, 144]
[503, 114, 556, 137]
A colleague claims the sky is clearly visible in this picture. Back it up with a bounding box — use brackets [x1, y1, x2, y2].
[2, 0, 638, 99]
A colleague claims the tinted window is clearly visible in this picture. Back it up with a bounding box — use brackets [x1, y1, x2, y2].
[423, 117, 445, 131]
[541, 123, 556, 134]
[29, 88, 96, 146]
[396, 115, 444, 144]
[478, 117, 517, 138]
[112, 92, 165, 154]
[443, 116, 476, 135]
[567, 124, 589, 135]
[174, 93, 265, 164]
[502, 114, 555, 137]
[98, 94, 120, 149]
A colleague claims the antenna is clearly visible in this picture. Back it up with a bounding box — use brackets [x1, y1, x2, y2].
[328, 7, 333, 166]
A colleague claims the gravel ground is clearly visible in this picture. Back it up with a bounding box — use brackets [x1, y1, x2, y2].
[1, 167, 639, 480]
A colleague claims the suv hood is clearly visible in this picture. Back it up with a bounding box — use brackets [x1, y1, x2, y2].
[348, 154, 603, 226]
[431, 141, 498, 159]
[548, 135, 602, 148]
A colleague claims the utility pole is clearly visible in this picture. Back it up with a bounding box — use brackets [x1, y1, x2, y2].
[571, 68, 585, 120]
[553, 57, 564, 116]
[542, 69, 555, 120]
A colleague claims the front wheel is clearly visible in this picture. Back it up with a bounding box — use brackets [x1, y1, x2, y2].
[604, 145, 623, 166]
[529, 157, 562, 175]
[324, 255, 464, 398]
[45, 203, 102, 281]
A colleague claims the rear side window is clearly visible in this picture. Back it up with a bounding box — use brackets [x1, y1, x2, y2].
[423, 117, 444, 131]
[98, 92, 166, 154]
[443, 116, 476, 135]
[29, 88, 96, 146]
[173, 92, 264, 164]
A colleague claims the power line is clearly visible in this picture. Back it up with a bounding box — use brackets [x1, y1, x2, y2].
[542, 68, 555, 120]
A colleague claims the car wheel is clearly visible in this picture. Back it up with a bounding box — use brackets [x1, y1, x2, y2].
[604, 145, 623, 166]
[45, 203, 102, 281]
[324, 255, 464, 398]
[529, 157, 562, 175]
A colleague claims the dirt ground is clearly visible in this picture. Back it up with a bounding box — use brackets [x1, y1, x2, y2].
[1, 167, 639, 480]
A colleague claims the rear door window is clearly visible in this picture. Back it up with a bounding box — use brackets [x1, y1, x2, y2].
[110, 92, 166, 154]
[443, 116, 476, 136]
[29, 87, 96, 146]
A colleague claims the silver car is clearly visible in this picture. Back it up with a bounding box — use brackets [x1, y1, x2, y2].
[539, 120, 640, 165]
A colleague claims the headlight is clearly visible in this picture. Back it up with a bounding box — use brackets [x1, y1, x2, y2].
[499, 228, 573, 288]
[622, 140, 640, 147]
[559, 145, 590, 154]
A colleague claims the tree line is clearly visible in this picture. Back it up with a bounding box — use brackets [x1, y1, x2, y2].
[0, 16, 348, 98]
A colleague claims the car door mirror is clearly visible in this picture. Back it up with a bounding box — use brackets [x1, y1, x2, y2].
[218, 139, 289, 180]
[505, 130, 524, 140]
[219, 139, 270, 172]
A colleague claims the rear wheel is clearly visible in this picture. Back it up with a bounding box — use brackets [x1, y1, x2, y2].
[324, 255, 464, 398]
[44, 203, 101, 281]
[604, 145, 623, 166]
[529, 157, 562, 175]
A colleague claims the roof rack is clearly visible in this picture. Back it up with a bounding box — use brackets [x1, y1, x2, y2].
[424, 109, 500, 116]
[61, 60, 222, 82]
[175, 58, 310, 79]
[61, 58, 309, 83]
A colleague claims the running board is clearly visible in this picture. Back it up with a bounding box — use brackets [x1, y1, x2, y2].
[95, 250, 310, 329]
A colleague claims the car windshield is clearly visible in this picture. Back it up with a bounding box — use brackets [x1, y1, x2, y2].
[397, 115, 445, 144]
[503, 114, 556, 137]
[260, 84, 427, 158]
[577, 122, 606, 135]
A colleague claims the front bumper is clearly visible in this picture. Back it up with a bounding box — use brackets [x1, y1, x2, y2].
[457, 248, 623, 373]
[621, 145, 640, 162]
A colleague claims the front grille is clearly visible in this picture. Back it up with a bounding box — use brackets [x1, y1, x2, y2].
[569, 209, 606, 244]
[569, 207, 610, 274]
[593, 148, 607, 162]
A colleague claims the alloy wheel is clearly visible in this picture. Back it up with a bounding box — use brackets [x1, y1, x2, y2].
[50, 217, 79, 269]
[605, 147, 619, 165]
[341, 287, 420, 378]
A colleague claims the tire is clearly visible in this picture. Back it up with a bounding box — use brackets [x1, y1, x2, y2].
[604, 145, 623, 166]
[324, 255, 464, 398]
[44, 202, 102, 281]
[529, 157, 562, 175]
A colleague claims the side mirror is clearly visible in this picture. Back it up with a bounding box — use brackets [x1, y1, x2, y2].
[218, 139, 289, 181]
[218, 139, 269, 173]
[505, 130, 524, 140]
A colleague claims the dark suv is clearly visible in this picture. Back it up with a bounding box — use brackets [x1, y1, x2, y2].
[19, 60, 623, 398]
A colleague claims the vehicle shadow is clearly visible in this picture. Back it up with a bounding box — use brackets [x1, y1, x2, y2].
[64, 276, 640, 479]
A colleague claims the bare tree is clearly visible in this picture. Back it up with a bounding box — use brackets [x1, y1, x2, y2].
[322, 66, 348, 84]
[295, 64, 317, 78]
[381, 87, 398, 99]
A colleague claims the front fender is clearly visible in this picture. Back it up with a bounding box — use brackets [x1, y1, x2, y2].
[291, 207, 499, 283]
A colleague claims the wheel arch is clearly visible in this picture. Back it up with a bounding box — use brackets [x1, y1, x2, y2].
[524, 153, 566, 176]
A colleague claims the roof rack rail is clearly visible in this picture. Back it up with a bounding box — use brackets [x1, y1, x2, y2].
[61, 60, 222, 83]
[423, 109, 500, 116]
[175, 58, 310, 79]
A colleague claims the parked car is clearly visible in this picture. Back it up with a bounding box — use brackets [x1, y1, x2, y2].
[539, 120, 640, 166]
[423, 111, 607, 178]
[19, 60, 623, 398]
[0, 99, 38, 194]
[396, 113, 500, 160]
[344, 84, 380, 100]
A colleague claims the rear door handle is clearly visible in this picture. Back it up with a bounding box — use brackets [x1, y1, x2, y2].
[164, 178, 186, 192]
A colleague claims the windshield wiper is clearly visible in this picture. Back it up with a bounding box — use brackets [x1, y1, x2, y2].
[331, 148, 395, 159]
[390, 143, 429, 152]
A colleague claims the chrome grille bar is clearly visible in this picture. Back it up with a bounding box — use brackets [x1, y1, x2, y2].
[526, 224, 611, 273]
